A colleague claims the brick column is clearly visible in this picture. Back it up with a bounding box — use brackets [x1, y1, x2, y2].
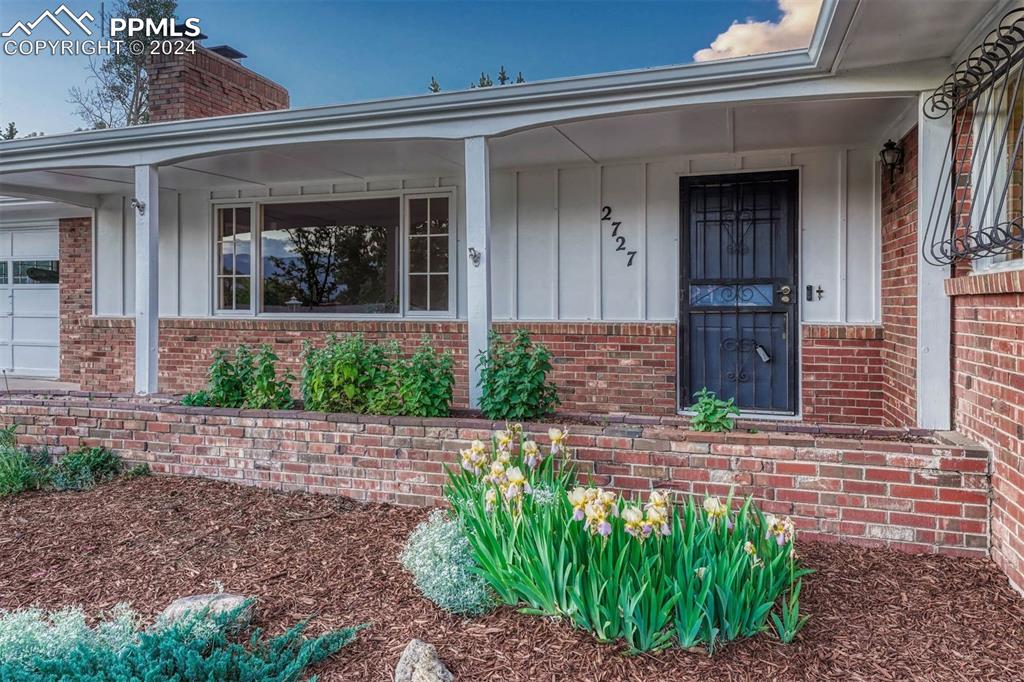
[58, 216, 92, 383]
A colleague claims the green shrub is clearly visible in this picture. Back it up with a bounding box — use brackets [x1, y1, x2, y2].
[0, 448, 48, 497]
[0, 603, 361, 681]
[51, 447, 122, 492]
[183, 345, 294, 410]
[397, 339, 455, 418]
[302, 335, 455, 417]
[0, 604, 139, 668]
[689, 388, 740, 432]
[445, 428, 809, 653]
[301, 334, 393, 414]
[400, 510, 497, 615]
[477, 330, 559, 421]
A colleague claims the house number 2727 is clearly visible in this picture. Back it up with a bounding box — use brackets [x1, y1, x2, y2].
[601, 206, 638, 267]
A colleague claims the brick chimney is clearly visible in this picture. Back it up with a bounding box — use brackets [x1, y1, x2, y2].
[147, 42, 289, 123]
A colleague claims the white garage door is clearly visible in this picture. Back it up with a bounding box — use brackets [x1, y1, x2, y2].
[0, 228, 60, 377]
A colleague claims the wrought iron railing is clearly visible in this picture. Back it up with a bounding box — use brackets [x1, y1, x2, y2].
[921, 8, 1024, 266]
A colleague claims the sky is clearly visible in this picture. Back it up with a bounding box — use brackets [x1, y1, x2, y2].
[0, 0, 822, 136]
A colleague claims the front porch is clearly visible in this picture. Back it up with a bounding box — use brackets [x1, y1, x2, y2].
[1, 87, 949, 428]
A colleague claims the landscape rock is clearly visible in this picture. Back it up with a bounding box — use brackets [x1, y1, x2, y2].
[394, 639, 454, 682]
[158, 593, 252, 627]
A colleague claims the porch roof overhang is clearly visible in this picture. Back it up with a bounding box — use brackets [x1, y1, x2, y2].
[0, 0, 1004, 204]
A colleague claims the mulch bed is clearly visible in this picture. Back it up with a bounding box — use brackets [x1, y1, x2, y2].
[1, 477, 1022, 681]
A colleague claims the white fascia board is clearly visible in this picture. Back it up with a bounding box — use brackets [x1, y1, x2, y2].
[0, 0, 868, 174]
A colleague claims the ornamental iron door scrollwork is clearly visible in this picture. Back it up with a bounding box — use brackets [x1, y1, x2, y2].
[721, 210, 754, 255]
[721, 337, 756, 383]
[689, 284, 773, 307]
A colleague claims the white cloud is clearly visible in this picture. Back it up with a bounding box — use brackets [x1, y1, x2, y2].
[693, 0, 823, 62]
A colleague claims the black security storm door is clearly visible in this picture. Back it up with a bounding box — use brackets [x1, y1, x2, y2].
[679, 171, 799, 414]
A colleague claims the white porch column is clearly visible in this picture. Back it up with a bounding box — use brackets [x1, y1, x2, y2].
[916, 92, 952, 429]
[464, 136, 492, 409]
[133, 164, 159, 394]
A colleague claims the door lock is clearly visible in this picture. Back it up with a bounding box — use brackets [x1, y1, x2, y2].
[777, 284, 792, 304]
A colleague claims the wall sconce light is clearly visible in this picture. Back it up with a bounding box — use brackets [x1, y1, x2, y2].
[879, 139, 904, 185]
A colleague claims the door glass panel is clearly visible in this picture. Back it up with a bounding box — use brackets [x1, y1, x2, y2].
[689, 284, 772, 307]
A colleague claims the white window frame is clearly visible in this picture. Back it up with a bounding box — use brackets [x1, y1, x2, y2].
[970, 65, 1024, 274]
[403, 192, 458, 318]
[210, 187, 458, 319]
[210, 201, 257, 317]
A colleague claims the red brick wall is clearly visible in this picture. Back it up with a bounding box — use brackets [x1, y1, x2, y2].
[2, 394, 989, 556]
[947, 269, 1024, 590]
[148, 45, 288, 123]
[58, 217, 92, 383]
[801, 324, 885, 425]
[69, 318, 676, 415]
[880, 127, 919, 427]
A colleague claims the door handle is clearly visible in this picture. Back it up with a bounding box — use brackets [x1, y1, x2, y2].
[777, 284, 792, 304]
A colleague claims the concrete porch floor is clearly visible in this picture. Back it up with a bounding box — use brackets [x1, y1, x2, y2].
[0, 376, 80, 392]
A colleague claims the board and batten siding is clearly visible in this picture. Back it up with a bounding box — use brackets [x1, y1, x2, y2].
[490, 148, 881, 324]
[92, 148, 880, 326]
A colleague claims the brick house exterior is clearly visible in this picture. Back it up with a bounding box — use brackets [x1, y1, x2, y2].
[1, 2, 1017, 594]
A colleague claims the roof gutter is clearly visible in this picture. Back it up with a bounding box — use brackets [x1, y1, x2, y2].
[0, 0, 856, 172]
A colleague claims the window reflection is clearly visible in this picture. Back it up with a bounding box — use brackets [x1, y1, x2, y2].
[261, 198, 400, 314]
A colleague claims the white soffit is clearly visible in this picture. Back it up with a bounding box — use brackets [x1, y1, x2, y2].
[838, 0, 1000, 71]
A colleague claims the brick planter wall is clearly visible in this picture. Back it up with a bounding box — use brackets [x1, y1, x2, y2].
[1, 393, 989, 556]
[880, 127, 919, 427]
[947, 269, 1024, 590]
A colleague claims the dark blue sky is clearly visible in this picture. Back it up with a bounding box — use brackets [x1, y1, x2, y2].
[1, 0, 787, 133]
[182, 0, 783, 105]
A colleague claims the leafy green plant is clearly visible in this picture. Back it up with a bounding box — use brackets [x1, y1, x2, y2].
[771, 568, 810, 643]
[182, 345, 294, 410]
[400, 510, 497, 615]
[0, 424, 18, 450]
[0, 603, 361, 681]
[0, 448, 48, 497]
[477, 330, 560, 421]
[50, 447, 122, 492]
[123, 463, 150, 479]
[303, 335, 455, 417]
[444, 429, 810, 654]
[248, 346, 296, 409]
[397, 338, 455, 418]
[689, 388, 740, 432]
[301, 334, 392, 414]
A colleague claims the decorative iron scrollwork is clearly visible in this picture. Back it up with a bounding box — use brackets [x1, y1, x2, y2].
[921, 8, 1024, 266]
[721, 337, 756, 383]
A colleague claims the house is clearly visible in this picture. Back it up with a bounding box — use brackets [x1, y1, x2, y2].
[0, 0, 1022, 586]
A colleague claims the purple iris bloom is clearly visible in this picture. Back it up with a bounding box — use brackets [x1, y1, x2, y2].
[598, 521, 612, 537]
[573, 509, 584, 521]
